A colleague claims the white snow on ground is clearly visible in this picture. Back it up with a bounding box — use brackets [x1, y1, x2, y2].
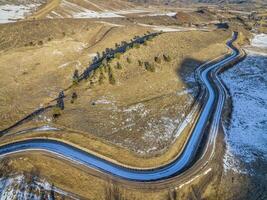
[98, 21, 124, 27]
[93, 96, 119, 111]
[141, 12, 177, 17]
[221, 34, 267, 172]
[137, 23, 200, 32]
[176, 88, 194, 96]
[0, 174, 77, 200]
[0, 4, 40, 23]
[251, 34, 267, 48]
[88, 53, 97, 58]
[137, 23, 182, 32]
[58, 60, 82, 69]
[143, 117, 180, 143]
[34, 125, 59, 132]
[52, 50, 64, 56]
[95, 99, 113, 105]
[114, 9, 149, 15]
[58, 0, 123, 19]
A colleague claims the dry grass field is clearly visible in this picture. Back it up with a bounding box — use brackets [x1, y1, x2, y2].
[0, 1, 261, 199]
[0, 18, 231, 165]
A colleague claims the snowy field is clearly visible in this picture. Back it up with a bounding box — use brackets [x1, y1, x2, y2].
[221, 34, 267, 173]
[46, 0, 177, 20]
[0, 174, 77, 200]
[0, 4, 40, 23]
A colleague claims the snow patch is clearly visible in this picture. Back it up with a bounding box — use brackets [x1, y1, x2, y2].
[34, 125, 59, 132]
[221, 34, 267, 171]
[93, 96, 118, 111]
[143, 117, 180, 143]
[60, 0, 123, 19]
[123, 103, 149, 118]
[0, 4, 40, 24]
[0, 174, 78, 200]
[137, 23, 198, 32]
[141, 12, 177, 17]
[58, 60, 81, 69]
[176, 88, 194, 96]
[52, 50, 64, 56]
[251, 33, 267, 48]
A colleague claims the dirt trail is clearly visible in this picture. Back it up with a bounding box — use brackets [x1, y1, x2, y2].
[29, 0, 60, 19]
[86, 26, 117, 49]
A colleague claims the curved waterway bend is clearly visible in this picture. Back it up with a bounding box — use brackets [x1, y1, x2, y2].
[0, 33, 240, 181]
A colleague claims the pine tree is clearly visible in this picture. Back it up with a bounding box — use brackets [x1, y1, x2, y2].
[72, 69, 79, 84]
[57, 91, 65, 110]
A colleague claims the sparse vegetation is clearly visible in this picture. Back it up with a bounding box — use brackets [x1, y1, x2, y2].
[138, 60, 143, 66]
[108, 66, 116, 85]
[99, 71, 105, 85]
[144, 61, 155, 72]
[72, 69, 79, 84]
[163, 54, 172, 62]
[154, 56, 162, 64]
[56, 91, 65, 110]
[105, 183, 123, 200]
[52, 107, 61, 119]
[70, 92, 78, 104]
[116, 62, 122, 69]
[100, 64, 106, 73]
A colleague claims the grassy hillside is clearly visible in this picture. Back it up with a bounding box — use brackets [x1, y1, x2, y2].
[128, 0, 266, 6]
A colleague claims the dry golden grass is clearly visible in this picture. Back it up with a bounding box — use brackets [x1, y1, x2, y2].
[2, 153, 170, 200]
[0, 26, 231, 168]
[0, 20, 151, 131]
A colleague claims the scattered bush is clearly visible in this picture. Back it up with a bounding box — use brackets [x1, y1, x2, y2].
[138, 60, 143, 67]
[108, 66, 116, 85]
[109, 73, 116, 85]
[38, 41, 43, 46]
[107, 63, 112, 71]
[52, 107, 61, 119]
[163, 54, 172, 62]
[144, 62, 155, 72]
[71, 92, 78, 103]
[144, 41, 148, 46]
[116, 62, 122, 69]
[154, 56, 162, 64]
[56, 91, 65, 111]
[72, 69, 79, 84]
[126, 57, 132, 64]
[104, 64, 108, 73]
[99, 72, 105, 85]
[89, 80, 94, 86]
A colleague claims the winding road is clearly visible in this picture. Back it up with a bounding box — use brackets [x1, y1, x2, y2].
[0, 33, 242, 182]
